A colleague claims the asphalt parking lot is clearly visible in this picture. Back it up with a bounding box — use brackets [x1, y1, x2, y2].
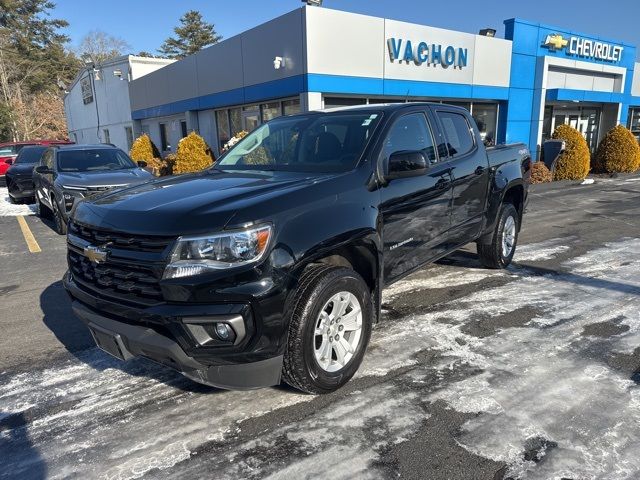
[1, 175, 640, 480]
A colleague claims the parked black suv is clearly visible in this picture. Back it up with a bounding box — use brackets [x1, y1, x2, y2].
[33, 144, 154, 234]
[5, 145, 48, 204]
[64, 103, 531, 394]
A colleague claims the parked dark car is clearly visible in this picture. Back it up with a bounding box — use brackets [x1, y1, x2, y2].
[0, 140, 73, 185]
[5, 145, 48, 203]
[64, 103, 531, 394]
[33, 144, 154, 235]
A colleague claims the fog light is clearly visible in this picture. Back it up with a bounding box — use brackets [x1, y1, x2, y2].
[215, 323, 235, 342]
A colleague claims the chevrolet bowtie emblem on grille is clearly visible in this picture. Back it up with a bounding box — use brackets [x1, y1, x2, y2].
[83, 245, 108, 264]
[543, 34, 569, 51]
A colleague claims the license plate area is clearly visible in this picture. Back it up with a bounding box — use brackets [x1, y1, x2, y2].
[88, 323, 134, 361]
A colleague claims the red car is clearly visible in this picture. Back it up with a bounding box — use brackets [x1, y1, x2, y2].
[0, 140, 73, 179]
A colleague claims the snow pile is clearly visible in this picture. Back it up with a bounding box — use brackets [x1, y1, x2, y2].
[0, 187, 35, 216]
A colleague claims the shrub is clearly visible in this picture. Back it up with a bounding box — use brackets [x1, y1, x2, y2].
[530, 160, 552, 184]
[172, 132, 215, 174]
[130, 134, 164, 176]
[551, 124, 590, 180]
[593, 125, 640, 173]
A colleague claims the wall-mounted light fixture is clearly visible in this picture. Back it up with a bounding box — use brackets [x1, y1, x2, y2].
[479, 28, 497, 37]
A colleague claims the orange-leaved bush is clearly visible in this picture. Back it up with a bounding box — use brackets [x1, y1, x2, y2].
[551, 124, 590, 180]
[594, 125, 640, 173]
[129, 134, 164, 176]
[530, 160, 553, 184]
[172, 132, 215, 174]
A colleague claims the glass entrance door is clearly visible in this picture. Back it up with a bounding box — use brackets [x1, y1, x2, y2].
[546, 105, 602, 152]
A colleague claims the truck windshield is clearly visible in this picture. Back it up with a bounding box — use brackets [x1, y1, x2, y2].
[57, 149, 137, 172]
[216, 111, 383, 172]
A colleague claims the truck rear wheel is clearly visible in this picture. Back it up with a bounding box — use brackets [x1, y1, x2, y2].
[477, 202, 519, 269]
[282, 265, 373, 394]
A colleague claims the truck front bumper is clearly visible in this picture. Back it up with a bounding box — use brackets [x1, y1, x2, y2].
[71, 300, 283, 390]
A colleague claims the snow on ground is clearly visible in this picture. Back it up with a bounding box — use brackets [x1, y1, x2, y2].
[1, 239, 640, 479]
[0, 187, 35, 216]
[513, 237, 573, 262]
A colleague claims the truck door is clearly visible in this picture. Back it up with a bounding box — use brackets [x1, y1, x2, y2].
[379, 111, 453, 282]
[434, 108, 490, 245]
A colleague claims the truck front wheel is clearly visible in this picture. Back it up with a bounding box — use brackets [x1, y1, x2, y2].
[282, 265, 373, 394]
[477, 202, 519, 269]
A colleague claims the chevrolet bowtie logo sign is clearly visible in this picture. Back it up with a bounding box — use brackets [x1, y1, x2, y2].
[83, 245, 108, 264]
[543, 34, 569, 51]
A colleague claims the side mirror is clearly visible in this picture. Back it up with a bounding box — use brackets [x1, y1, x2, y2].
[34, 165, 53, 175]
[386, 151, 428, 180]
[137, 160, 147, 168]
[5, 158, 13, 165]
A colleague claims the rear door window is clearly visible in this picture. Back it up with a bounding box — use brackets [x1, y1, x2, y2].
[436, 111, 475, 157]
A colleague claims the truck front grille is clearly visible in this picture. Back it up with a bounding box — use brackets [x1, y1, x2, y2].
[68, 249, 164, 306]
[68, 222, 175, 254]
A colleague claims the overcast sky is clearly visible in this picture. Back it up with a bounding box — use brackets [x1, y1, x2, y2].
[53, 0, 640, 55]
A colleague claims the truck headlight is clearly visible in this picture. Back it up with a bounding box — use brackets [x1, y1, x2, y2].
[163, 225, 272, 279]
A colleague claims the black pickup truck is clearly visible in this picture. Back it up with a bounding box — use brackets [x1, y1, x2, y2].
[64, 103, 531, 394]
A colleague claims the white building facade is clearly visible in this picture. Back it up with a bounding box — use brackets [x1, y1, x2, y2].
[64, 55, 174, 152]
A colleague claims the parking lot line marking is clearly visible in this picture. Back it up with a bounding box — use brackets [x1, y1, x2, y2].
[17, 215, 41, 253]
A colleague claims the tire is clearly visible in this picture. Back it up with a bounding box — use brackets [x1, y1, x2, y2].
[477, 202, 519, 269]
[35, 195, 51, 219]
[282, 265, 373, 394]
[51, 196, 67, 235]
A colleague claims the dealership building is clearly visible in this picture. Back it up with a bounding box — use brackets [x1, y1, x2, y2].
[124, 6, 640, 158]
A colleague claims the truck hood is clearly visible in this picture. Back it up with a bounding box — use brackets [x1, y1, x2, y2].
[72, 169, 332, 235]
[57, 168, 153, 187]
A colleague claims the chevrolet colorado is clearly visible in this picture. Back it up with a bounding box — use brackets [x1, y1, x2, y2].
[64, 103, 531, 394]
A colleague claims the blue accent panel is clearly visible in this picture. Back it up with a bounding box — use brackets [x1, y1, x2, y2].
[306, 73, 383, 95]
[629, 96, 640, 107]
[244, 75, 305, 104]
[131, 97, 200, 120]
[132, 76, 306, 120]
[471, 85, 510, 100]
[545, 89, 626, 104]
[505, 120, 531, 145]
[506, 20, 540, 56]
[384, 79, 472, 98]
[197, 88, 245, 111]
[507, 88, 534, 122]
[510, 54, 537, 89]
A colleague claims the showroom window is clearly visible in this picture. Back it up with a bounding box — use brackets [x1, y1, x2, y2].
[125, 126, 134, 149]
[283, 99, 300, 116]
[261, 102, 281, 122]
[324, 97, 367, 109]
[180, 120, 188, 138]
[216, 110, 231, 149]
[230, 108, 242, 136]
[472, 103, 498, 146]
[159, 123, 169, 151]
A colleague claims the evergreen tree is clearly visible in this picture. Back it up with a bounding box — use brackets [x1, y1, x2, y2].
[158, 10, 222, 59]
[0, 0, 79, 141]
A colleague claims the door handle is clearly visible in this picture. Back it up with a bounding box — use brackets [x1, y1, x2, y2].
[474, 165, 486, 175]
